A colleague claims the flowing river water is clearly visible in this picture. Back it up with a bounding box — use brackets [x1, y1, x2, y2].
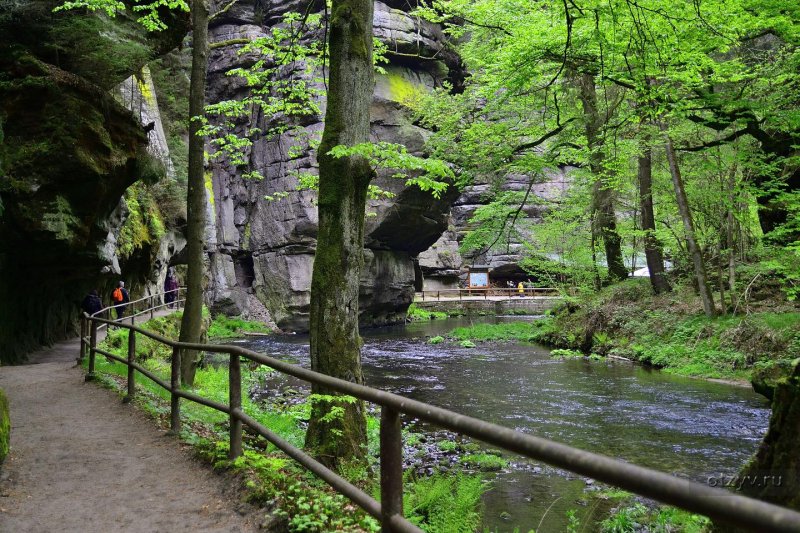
[229, 316, 770, 531]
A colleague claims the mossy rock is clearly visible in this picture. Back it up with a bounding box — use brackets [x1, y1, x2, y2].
[0, 388, 9, 463]
[751, 359, 798, 400]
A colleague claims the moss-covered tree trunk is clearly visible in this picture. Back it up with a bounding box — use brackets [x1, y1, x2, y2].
[577, 73, 627, 282]
[177, 0, 209, 386]
[304, 0, 374, 468]
[637, 141, 670, 294]
[662, 127, 716, 318]
[711, 362, 800, 531]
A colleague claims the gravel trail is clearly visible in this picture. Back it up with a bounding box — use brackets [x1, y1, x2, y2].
[0, 334, 262, 532]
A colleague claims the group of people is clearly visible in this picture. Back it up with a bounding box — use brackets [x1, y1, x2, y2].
[80, 269, 179, 320]
[80, 282, 130, 319]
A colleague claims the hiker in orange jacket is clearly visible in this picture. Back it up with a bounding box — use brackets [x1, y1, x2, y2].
[111, 281, 130, 319]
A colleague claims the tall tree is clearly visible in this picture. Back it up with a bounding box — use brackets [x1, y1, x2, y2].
[662, 127, 716, 317]
[177, 0, 210, 386]
[577, 72, 628, 282]
[637, 138, 670, 294]
[304, 0, 374, 467]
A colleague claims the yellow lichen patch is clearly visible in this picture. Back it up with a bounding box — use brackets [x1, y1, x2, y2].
[204, 170, 215, 207]
[387, 72, 422, 106]
[136, 66, 156, 107]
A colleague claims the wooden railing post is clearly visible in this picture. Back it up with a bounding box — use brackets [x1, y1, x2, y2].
[380, 407, 403, 531]
[86, 319, 98, 381]
[170, 346, 181, 434]
[78, 314, 87, 364]
[150, 295, 154, 319]
[229, 354, 243, 459]
[124, 329, 136, 403]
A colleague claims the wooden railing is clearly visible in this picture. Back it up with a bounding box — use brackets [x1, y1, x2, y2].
[415, 287, 560, 301]
[79, 305, 800, 533]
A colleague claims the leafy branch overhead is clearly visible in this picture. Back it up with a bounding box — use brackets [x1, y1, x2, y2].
[54, 0, 189, 31]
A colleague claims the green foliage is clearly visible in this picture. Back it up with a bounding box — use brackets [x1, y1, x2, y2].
[448, 322, 534, 342]
[117, 182, 167, 260]
[427, 335, 445, 345]
[460, 452, 508, 471]
[0, 388, 9, 463]
[407, 303, 448, 321]
[54, 0, 189, 32]
[550, 349, 584, 359]
[531, 275, 800, 380]
[327, 142, 452, 198]
[459, 339, 476, 348]
[600, 503, 648, 533]
[404, 474, 488, 533]
[207, 314, 272, 339]
[199, 11, 325, 171]
[565, 509, 580, 533]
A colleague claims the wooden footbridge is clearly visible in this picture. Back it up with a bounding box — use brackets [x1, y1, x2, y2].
[414, 287, 563, 314]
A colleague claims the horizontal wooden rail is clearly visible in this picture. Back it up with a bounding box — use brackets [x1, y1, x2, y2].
[415, 287, 560, 301]
[91, 287, 186, 331]
[80, 308, 800, 533]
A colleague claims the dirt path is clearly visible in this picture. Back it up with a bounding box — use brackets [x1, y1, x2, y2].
[0, 325, 264, 532]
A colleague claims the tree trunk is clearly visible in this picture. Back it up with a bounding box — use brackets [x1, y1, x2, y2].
[177, 0, 209, 387]
[637, 143, 670, 294]
[711, 362, 800, 531]
[304, 0, 374, 468]
[661, 126, 716, 317]
[577, 73, 627, 282]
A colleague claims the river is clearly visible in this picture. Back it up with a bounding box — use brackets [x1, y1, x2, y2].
[229, 316, 770, 531]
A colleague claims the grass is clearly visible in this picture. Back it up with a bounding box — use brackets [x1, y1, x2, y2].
[207, 314, 272, 338]
[407, 303, 448, 321]
[460, 452, 508, 471]
[448, 322, 535, 342]
[597, 501, 709, 533]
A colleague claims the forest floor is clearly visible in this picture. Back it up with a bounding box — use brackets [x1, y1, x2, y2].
[0, 318, 265, 532]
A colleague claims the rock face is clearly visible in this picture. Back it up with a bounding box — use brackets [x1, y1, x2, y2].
[205, 0, 463, 331]
[0, 2, 187, 362]
[420, 169, 573, 288]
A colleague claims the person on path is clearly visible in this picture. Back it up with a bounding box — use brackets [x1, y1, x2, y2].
[164, 269, 179, 309]
[111, 281, 130, 320]
[517, 281, 525, 297]
[80, 289, 102, 316]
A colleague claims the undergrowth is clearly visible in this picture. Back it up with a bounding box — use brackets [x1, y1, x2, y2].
[89, 313, 489, 532]
[529, 277, 800, 382]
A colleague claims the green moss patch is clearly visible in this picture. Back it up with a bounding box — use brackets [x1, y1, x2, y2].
[0, 388, 9, 463]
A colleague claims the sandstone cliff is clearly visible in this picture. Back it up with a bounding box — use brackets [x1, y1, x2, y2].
[0, 1, 187, 362]
[205, 0, 464, 331]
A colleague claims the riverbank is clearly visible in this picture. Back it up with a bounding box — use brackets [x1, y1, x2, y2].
[436, 278, 799, 390]
[534, 279, 799, 386]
